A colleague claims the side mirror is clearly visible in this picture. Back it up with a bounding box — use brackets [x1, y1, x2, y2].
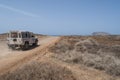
[32, 35, 34, 37]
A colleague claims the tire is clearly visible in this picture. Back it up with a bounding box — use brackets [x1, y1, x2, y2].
[23, 42, 29, 50]
[33, 39, 38, 46]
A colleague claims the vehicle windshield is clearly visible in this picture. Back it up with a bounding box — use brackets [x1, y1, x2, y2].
[11, 32, 18, 38]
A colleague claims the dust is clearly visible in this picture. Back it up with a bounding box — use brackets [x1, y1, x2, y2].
[0, 40, 23, 59]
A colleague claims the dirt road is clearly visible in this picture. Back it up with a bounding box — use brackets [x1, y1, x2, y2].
[0, 36, 60, 74]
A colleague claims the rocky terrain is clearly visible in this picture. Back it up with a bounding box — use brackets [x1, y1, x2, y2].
[0, 34, 120, 80]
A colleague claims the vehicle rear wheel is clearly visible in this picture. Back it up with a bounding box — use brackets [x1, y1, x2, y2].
[23, 42, 29, 50]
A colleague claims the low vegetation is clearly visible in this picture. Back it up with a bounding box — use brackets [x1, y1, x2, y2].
[49, 36, 120, 77]
[0, 61, 76, 80]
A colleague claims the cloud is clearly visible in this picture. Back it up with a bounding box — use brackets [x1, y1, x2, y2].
[0, 4, 39, 17]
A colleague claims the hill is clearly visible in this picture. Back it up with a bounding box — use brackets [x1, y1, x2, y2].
[92, 32, 110, 36]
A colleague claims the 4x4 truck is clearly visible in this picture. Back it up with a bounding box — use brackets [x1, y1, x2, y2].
[7, 31, 38, 50]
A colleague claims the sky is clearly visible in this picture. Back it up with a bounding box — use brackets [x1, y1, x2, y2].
[0, 0, 120, 35]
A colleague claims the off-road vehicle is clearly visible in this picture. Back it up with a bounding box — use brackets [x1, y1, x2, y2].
[7, 31, 38, 50]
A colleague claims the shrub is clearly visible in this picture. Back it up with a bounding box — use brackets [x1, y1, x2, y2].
[0, 61, 76, 80]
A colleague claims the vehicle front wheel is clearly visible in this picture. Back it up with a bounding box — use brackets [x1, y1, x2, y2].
[33, 39, 38, 46]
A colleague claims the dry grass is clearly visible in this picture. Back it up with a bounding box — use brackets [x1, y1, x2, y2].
[0, 61, 76, 80]
[49, 36, 120, 78]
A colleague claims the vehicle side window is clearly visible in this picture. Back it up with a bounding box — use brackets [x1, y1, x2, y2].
[22, 32, 26, 38]
[22, 32, 31, 38]
[27, 32, 30, 38]
[25, 33, 27, 38]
